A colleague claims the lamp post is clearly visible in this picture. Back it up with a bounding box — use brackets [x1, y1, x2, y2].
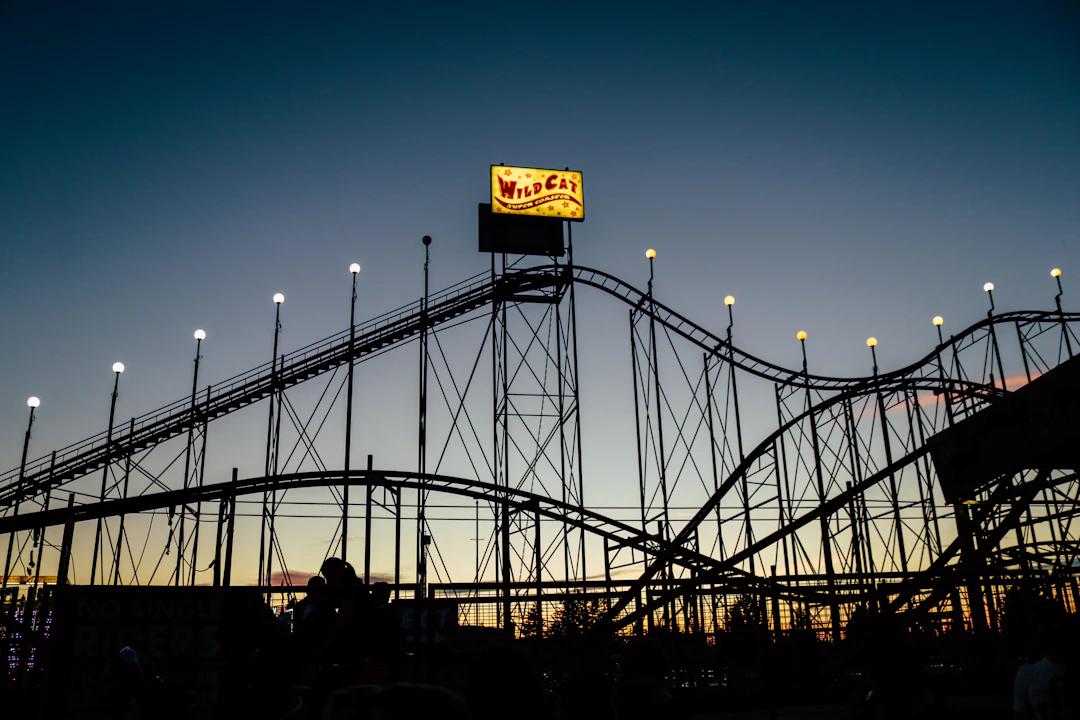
[418, 237, 431, 595]
[174, 329, 206, 586]
[2, 397, 39, 588]
[260, 293, 284, 588]
[344, 263, 360, 563]
[90, 363, 123, 585]
[795, 329, 840, 639]
[643, 248, 672, 627]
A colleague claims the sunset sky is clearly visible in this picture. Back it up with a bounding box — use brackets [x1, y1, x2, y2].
[1, 2, 1077, 586]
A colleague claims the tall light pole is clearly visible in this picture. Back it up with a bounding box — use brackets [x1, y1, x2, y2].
[260, 293, 284, 588]
[344, 263, 360, 563]
[90, 362, 123, 585]
[418, 237, 431, 596]
[2, 396, 39, 588]
[725, 295, 752, 575]
[175, 329, 205, 586]
[796, 329, 840, 639]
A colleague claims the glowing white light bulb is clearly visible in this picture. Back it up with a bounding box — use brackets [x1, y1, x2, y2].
[349, 262, 361, 274]
[112, 362, 125, 374]
[273, 292, 285, 304]
[27, 396, 40, 409]
[194, 329, 206, 341]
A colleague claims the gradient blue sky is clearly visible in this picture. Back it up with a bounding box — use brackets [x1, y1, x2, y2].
[1, 2, 1078, 582]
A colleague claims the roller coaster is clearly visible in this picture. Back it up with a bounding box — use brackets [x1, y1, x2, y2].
[2, 251, 1078, 640]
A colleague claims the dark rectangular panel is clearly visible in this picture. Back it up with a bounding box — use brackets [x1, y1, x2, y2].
[478, 203, 565, 257]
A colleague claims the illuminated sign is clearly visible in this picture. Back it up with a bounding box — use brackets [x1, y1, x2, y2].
[490, 165, 584, 221]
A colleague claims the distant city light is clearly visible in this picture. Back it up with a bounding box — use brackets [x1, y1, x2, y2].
[273, 293, 285, 304]
[983, 282, 994, 293]
[349, 263, 361, 274]
[724, 295, 735, 306]
[932, 315, 944, 327]
[26, 396, 40, 409]
[112, 362, 125, 374]
[866, 337, 878, 348]
[796, 330, 808, 342]
[194, 329, 206, 341]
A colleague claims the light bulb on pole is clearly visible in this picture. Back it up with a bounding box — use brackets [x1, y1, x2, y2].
[932, 316, 945, 345]
[645, 249, 656, 294]
[983, 282, 996, 312]
[866, 337, 879, 374]
[796, 330, 808, 374]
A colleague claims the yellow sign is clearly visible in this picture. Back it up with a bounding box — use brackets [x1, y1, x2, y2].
[490, 165, 584, 221]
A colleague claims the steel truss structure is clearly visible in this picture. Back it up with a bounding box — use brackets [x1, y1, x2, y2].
[2, 253, 1079, 640]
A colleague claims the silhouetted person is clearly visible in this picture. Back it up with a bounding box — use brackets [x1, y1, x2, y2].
[319, 557, 372, 683]
[295, 575, 336, 657]
[1013, 600, 1079, 720]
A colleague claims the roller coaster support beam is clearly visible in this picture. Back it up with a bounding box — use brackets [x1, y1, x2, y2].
[365, 453, 373, 584]
[31, 457, 53, 589]
[567, 223, 587, 591]
[223, 468, 238, 586]
[56, 494, 75, 586]
[189, 387, 212, 586]
[112, 419, 134, 585]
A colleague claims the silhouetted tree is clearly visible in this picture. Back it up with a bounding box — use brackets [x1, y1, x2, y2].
[519, 604, 544, 638]
[725, 593, 766, 632]
[548, 598, 603, 637]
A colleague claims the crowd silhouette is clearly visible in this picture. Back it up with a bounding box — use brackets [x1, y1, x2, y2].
[2, 566, 1080, 719]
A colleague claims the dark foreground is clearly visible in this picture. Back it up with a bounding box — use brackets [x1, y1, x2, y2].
[2, 583, 1079, 719]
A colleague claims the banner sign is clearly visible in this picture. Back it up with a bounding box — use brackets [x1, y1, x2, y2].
[47, 586, 267, 719]
[395, 599, 459, 646]
[491, 165, 584, 221]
